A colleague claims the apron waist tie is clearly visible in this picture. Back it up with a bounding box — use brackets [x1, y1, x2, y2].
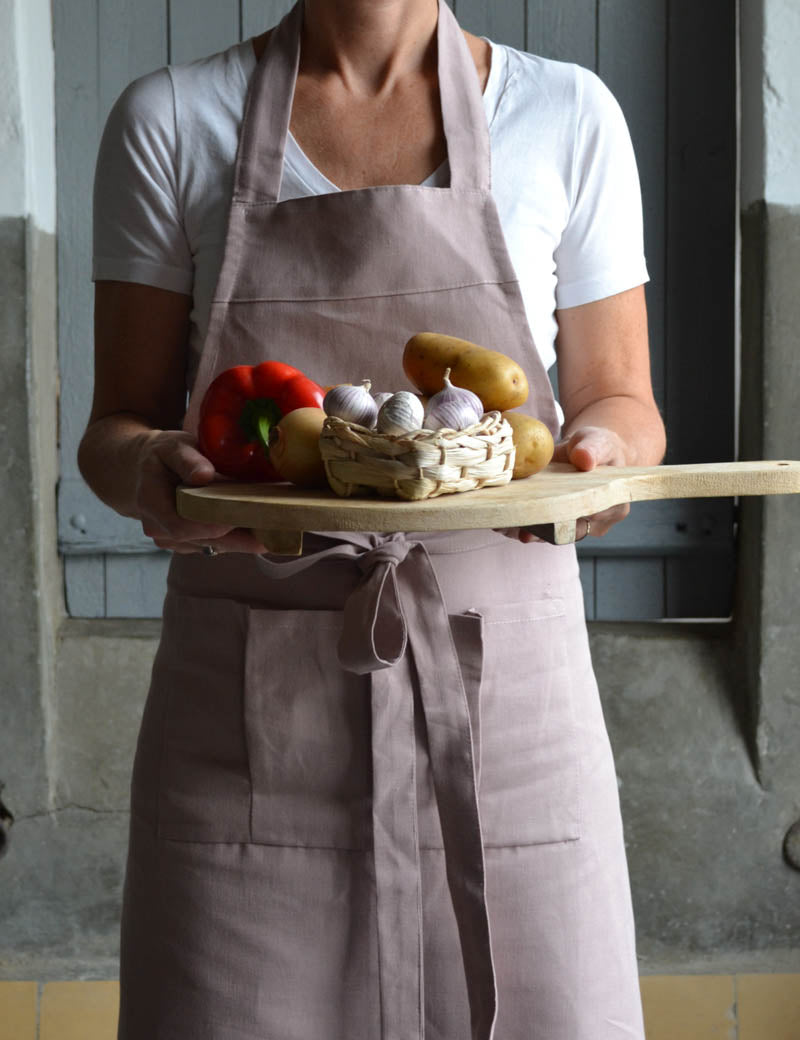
[255, 534, 498, 1040]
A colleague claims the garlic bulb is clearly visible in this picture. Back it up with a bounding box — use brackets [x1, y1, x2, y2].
[323, 380, 378, 428]
[376, 391, 425, 435]
[423, 368, 484, 431]
[372, 391, 393, 410]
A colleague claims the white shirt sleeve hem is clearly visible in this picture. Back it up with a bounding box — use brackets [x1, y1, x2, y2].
[92, 257, 193, 295]
[555, 264, 650, 310]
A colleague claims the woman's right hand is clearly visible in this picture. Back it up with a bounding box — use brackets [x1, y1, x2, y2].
[80, 282, 266, 556]
[131, 428, 266, 554]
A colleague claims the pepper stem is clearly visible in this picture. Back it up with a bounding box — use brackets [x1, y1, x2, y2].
[256, 414, 274, 455]
[239, 397, 284, 456]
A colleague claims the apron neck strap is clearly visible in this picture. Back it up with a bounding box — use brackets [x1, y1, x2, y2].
[233, 0, 490, 204]
[436, 0, 491, 192]
[233, 1, 302, 204]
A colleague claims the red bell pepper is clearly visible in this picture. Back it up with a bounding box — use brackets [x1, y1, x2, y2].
[197, 361, 325, 480]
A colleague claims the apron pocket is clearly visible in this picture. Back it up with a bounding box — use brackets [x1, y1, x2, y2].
[472, 597, 581, 847]
[155, 591, 253, 842]
[244, 605, 372, 849]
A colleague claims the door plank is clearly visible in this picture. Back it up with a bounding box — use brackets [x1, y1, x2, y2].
[64, 557, 106, 618]
[526, 0, 596, 69]
[105, 555, 171, 618]
[169, 0, 239, 64]
[54, 0, 100, 486]
[666, 556, 734, 619]
[241, 0, 295, 39]
[596, 558, 665, 620]
[98, 0, 167, 124]
[598, 0, 667, 412]
[665, 0, 736, 464]
[455, 0, 525, 48]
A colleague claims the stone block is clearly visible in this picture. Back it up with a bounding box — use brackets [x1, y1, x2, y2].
[53, 621, 159, 810]
[0, 809, 128, 974]
[590, 623, 800, 960]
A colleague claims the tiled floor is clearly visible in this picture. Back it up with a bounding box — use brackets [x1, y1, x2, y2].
[0, 982, 37, 1040]
[38, 982, 120, 1040]
[0, 974, 798, 1038]
[640, 975, 736, 1040]
[735, 975, 800, 1040]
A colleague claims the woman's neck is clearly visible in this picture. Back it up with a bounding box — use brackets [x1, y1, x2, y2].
[250, 2, 490, 99]
[294, 0, 438, 97]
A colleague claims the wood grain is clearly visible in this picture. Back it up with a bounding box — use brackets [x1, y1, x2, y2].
[177, 461, 800, 550]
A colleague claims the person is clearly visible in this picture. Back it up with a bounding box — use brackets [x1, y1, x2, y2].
[78, 0, 666, 1036]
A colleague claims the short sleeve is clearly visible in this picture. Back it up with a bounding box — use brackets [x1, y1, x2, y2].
[93, 68, 193, 295]
[554, 67, 649, 310]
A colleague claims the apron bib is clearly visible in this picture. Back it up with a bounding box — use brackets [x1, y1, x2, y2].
[119, 4, 644, 1038]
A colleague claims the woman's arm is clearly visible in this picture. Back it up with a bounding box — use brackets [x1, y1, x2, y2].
[78, 280, 263, 554]
[546, 283, 666, 538]
[555, 283, 665, 466]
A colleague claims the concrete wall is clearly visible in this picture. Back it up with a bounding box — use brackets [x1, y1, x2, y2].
[1, 0, 800, 979]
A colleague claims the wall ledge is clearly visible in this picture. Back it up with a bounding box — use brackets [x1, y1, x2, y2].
[57, 617, 161, 641]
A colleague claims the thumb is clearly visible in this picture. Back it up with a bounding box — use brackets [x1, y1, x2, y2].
[552, 429, 599, 471]
[159, 437, 217, 485]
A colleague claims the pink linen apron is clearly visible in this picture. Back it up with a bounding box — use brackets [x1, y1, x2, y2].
[118, 3, 645, 1038]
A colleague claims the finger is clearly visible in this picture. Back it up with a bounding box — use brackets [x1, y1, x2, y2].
[209, 529, 269, 554]
[563, 429, 609, 471]
[149, 536, 203, 553]
[552, 431, 599, 469]
[492, 527, 520, 541]
[156, 435, 217, 485]
[142, 516, 234, 543]
[138, 468, 234, 542]
[579, 502, 631, 538]
[164, 530, 270, 555]
[491, 527, 544, 543]
[552, 427, 626, 470]
[567, 440, 599, 471]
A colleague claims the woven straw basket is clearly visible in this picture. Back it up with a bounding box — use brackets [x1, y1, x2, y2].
[319, 411, 516, 501]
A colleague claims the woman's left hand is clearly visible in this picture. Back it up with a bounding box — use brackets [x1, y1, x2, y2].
[496, 424, 631, 545]
[548, 424, 630, 537]
[495, 285, 667, 547]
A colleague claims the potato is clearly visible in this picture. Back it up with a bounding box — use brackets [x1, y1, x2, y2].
[502, 411, 554, 479]
[402, 332, 528, 411]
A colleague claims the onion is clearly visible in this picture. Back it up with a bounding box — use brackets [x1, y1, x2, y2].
[268, 408, 327, 486]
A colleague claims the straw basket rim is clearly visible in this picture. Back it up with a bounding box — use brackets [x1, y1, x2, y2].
[319, 410, 515, 500]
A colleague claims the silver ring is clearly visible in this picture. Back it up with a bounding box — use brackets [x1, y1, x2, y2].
[202, 545, 218, 557]
[584, 518, 592, 538]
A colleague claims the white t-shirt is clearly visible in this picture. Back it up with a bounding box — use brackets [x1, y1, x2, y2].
[93, 37, 649, 393]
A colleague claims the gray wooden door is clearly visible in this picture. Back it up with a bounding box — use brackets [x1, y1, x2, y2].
[55, 0, 736, 619]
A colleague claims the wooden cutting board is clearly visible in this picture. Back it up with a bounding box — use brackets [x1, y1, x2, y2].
[176, 459, 800, 555]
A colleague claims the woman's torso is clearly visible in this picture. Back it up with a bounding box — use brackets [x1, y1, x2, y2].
[94, 37, 648, 415]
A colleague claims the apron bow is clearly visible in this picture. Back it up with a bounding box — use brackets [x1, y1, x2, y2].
[340, 535, 413, 675]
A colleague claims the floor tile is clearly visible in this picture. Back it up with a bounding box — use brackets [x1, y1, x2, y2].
[40, 981, 119, 1040]
[0, 982, 37, 1040]
[737, 973, 800, 1040]
[640, 974, 736, 1040]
